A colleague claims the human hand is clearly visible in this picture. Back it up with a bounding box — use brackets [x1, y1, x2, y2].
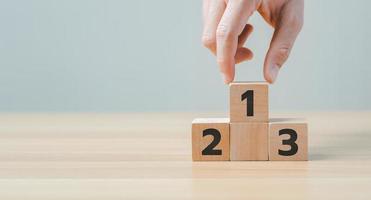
[202, 0, 304, 84]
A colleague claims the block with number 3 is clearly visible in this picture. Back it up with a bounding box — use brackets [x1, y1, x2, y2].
[192, 118, 230, 161]
[269, 119, 308, 161]
[230, 82, 268, 122]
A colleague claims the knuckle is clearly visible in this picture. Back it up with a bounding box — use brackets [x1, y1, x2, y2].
[275, 47, 291, 65]
[217, 58, 225, 66]
[217, 59, 226, 71]
[201, 35, 216, 49]
[216, 24, 234, 40]
[216, 58, 232, 72]
[286, 15, 304, 32]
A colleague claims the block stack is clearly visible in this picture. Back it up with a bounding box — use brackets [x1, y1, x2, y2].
[192, 82, 308, 161]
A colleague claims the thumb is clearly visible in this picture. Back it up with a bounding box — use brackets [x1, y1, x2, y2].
[264, 4, 303, 83]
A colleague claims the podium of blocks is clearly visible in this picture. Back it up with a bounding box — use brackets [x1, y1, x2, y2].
[192, 82, 308, 161]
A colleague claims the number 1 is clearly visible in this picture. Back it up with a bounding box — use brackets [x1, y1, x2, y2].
[241, 90, 254, 116]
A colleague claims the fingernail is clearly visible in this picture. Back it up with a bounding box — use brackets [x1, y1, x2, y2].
[222, 74, 230, 84]
[269, 65, 280, 83]
[223, 75, 229, 84]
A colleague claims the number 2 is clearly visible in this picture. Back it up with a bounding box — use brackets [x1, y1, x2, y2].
[278, 129, 298, 156]
[201, 128, 222, 155]
[241, 90, 254, 116]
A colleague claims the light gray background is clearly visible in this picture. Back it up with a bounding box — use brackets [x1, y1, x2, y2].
[0, 0, 370, 112]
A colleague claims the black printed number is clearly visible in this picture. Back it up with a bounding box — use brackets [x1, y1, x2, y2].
[201, 128, 222, 155]
[278, 129, 298, 156]
[241, 90, 254, 116]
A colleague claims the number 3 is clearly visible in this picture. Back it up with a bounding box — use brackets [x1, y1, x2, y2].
[278, 129, 298, 156]
[202, 128, 222, 155]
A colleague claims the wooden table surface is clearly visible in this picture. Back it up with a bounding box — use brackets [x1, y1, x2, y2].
[0, 112, 370, 199]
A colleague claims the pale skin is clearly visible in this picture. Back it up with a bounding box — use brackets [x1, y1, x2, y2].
[202, 0, 304, 84]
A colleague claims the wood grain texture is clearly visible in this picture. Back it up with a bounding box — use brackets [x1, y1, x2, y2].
[0, 112, 371, 199]
[192, 118, 230, 161]
[229, 82, 268, 122]
[269, 119, 308, 161]
[230, 122, 268, 160]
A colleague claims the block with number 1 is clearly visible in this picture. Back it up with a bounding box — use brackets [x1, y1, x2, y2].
[229, 82, 268, 122]
[229, 82, 269, 160]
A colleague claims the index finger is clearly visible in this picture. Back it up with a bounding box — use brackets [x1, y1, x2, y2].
[216, 0, 256, 83]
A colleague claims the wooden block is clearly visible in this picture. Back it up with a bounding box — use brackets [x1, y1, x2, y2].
[192, 118, 230, 161]
[230, 122, 268, 161]
[230, 82, 269, 122]
[269, 118, 308, 161]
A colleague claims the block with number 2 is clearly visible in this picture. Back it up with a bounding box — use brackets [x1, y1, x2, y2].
[192, 118, 230, 161]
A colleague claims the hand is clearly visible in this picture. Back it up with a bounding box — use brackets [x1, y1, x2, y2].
[202, 0, 304, 84]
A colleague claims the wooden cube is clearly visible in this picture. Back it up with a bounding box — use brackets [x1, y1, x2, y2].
[192, 118, 230, 161]
[269, 119, 308, 161]
[230, 122, 268, 161]
[230, 82, 269, 122]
